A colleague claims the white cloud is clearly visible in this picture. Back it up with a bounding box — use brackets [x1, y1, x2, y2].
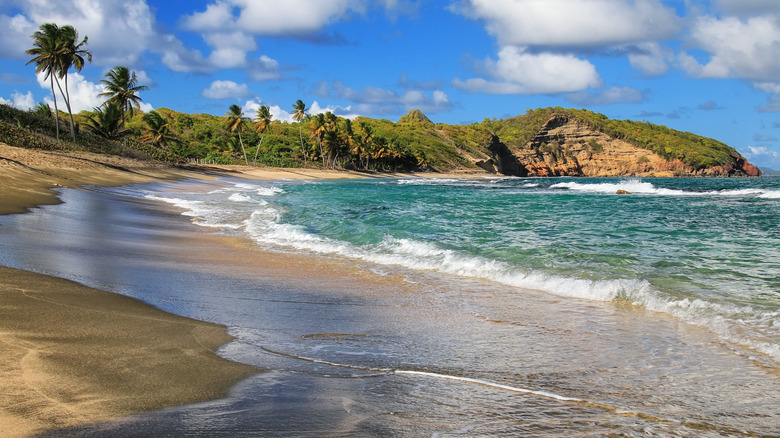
[683, 15, 780, 81]
[36, 71, 104, 113]
[453, 46, 601, 95]
[204, 31, 257, 68]
[453, 0, 680, 48]
[628, 43, 673, 77]
[201, 80, 253, 100]
[0, 90, 35, 110]
[566, 86, 646, 106]
[0, 13, 37, 58]
[315, 80, 452, 115]
[182, 0, 361, 36]
[248, 55, 283, 81]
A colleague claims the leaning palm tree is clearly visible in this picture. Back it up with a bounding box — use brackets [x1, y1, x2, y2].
[57, 25, 91, 141]
[26, 23, 66, 139]
[253, 105, 274, 164]
[99, 66, 148, 132]
[292, 99, 308, 161]
[225, 104, 249, 164]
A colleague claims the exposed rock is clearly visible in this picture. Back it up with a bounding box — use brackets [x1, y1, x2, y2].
[497, 115, 759, 177]
[616, 189, 631, 194]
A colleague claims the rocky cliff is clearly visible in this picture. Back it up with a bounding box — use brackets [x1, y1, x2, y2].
[475, 113, 761, 177]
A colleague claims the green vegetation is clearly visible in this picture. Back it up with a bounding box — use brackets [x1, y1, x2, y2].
[5, 21, 750, 176]
[491, 107, 740, 170]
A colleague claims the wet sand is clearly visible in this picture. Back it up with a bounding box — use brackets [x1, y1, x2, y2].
[0, 142, 491, 436]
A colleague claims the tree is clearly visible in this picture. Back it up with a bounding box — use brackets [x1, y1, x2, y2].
[26, 23, 66, 139]
[309, 112, 326, 167]
[84, 102, 128, 140]
[140, 110, 176, 148]
[253, 105, 273, 164]
[31, 102, 52, 118]
[292, 99, 308, 161]
[58, 25, 91, 141]
[225, 104, 249, 164]
[99, 66, 148, 132]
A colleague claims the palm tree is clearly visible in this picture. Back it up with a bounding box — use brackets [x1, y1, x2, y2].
[253, 105, 273, 164]
[58, 25, 91, 141]
[26, 23, 66, 139]
[140, 110, 176, 148]
[84, 102, 128, 140]
[99, 66, 148, 132]
[309, 113, 326, 167]
[31, 102, 52, 118]
[225, 104, 249, 164]
[292, 99, 308, 161]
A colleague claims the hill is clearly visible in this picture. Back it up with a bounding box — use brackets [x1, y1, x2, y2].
[0, 103, 760, 177]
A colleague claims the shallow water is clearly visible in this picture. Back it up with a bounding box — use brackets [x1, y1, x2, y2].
[1, 177, 778, 436]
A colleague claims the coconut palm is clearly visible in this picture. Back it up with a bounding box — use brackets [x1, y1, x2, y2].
[58, 25, 91, 141]
[225, 104, 249, 164]
[140, 110, 176, 148]
[84, 102, 128, 140]
[26, 23, 66, 139]
[292, 99, 308, 161]
[31, 102, 52, 118]
[99, 66, 148, 131]
[253, 105, 273, 164]
[309, 113, 327, 167]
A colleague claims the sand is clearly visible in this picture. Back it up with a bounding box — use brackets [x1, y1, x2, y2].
[0, 142, 491, 436]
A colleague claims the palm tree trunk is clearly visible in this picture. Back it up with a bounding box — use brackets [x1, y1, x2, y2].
[298, 125, 307, 162]
[49, 76, 60, 140]
[253, 137, 263, 164]
[63, 74, 76, 141]
[238, 132, 248, 164]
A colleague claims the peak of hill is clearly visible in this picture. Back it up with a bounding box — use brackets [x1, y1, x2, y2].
[398, 109, 433, 124]
[0, 102, 761, 177]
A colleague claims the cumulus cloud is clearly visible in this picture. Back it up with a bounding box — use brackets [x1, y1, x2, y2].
[628, 43, 673, 77]
[248, 55, 283, 81]
[452, 0, 681, 48]
[183, 0, 362, 36]
[0, 13, 37, 58]
[0, 90, 35, 110]
[682, 15, 780, 81]
[566, 86, 646, 106]
[314, 80, 452, 116]
[201, 80, 253, 99]
[453, 46, 601, 95]
[36, 71, 104, 113]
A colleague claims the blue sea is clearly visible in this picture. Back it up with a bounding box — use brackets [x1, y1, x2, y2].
[3, 175, 779, 436]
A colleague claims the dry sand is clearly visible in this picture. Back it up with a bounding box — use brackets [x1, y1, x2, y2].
[0, 142, 490, 436]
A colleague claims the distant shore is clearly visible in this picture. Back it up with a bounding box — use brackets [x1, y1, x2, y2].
[0, 142, 489, 436]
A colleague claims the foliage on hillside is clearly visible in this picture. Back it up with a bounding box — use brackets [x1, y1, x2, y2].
[491, 107, 741, 170]
[2, 101, 750, 174]
[0, 103, 178, 161]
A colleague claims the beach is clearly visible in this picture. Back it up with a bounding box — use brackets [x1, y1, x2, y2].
[0, 143, 494, 436]
[2, 142, 779, 436]
[0, 143, 389, 436]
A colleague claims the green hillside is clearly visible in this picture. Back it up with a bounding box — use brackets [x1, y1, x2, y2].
[0, 102, 751, 174]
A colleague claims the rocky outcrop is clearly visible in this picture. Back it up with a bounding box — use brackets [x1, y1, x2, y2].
[493, 115, 760, 177]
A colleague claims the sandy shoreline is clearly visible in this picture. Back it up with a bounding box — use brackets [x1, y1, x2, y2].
[0, 142, 490, 436]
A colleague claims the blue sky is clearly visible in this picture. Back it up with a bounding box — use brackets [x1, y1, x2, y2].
[1, 0, 780, 169]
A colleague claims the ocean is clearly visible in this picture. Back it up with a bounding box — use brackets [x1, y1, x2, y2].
[2, 175, 779, 436]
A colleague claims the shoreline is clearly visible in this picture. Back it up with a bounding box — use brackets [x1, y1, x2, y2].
[0, 142, 491, 436]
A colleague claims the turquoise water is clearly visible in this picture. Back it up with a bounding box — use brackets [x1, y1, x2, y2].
[151, 176, 780, 363]
[3, 176, 780, 435]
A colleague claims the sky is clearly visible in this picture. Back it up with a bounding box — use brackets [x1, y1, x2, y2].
[1, 0, 780, 170]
